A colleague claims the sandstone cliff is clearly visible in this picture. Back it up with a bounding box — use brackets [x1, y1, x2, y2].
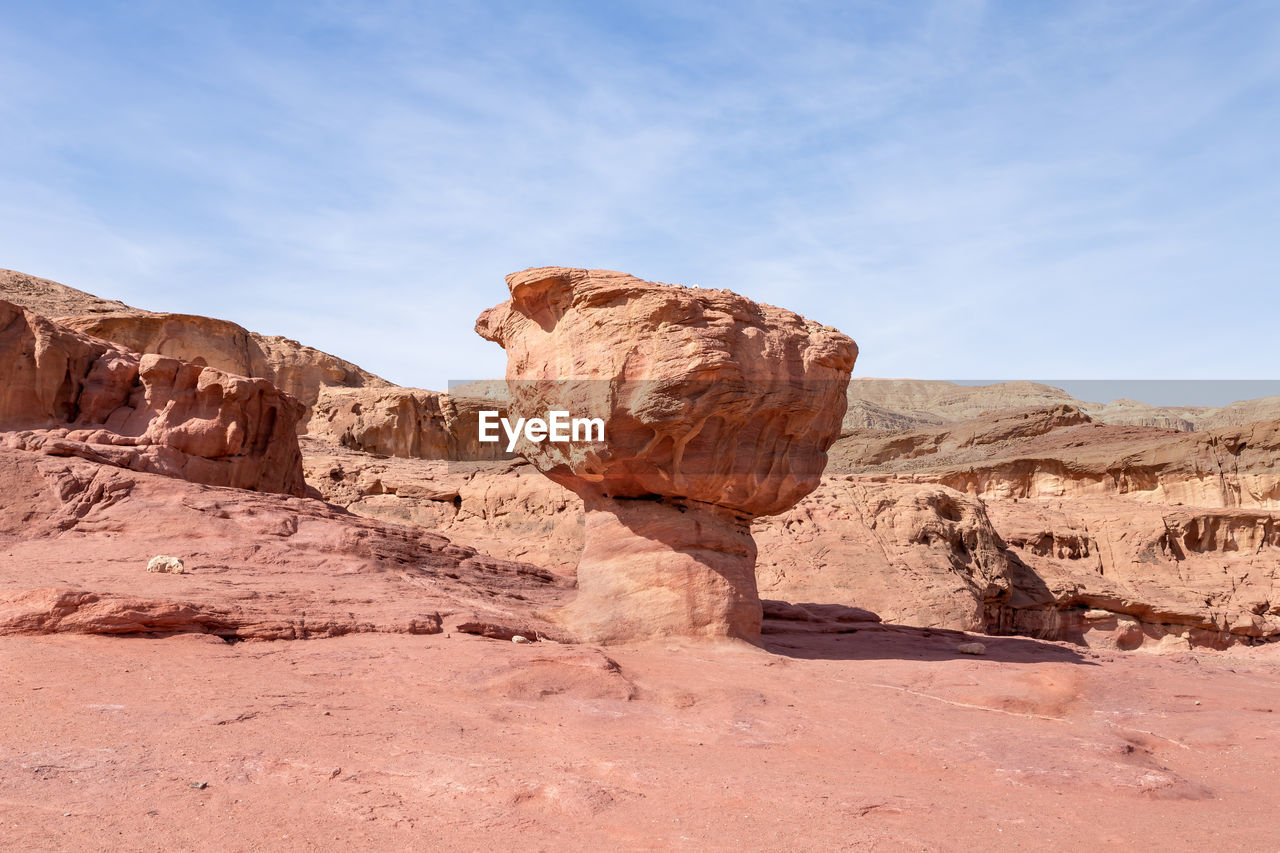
[845, 377, 1280, 433]
[2, 268, 390, 423]
[830, 407, 1280, 648]
[1, 299, 307, 496]
[308, 387, 512, 461]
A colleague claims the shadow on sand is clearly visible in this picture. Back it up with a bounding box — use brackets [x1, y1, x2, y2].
[760, 600, 1096, 666]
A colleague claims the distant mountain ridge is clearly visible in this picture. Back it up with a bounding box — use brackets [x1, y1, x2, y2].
[845, 377, 1280, 432]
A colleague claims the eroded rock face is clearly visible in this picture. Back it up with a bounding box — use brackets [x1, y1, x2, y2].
[60, 312, 388, 417]
[828, 406, 1280, 649]
[754, 479, 1014, 631]
[1, 268, 389, 427]
[476, 267, 857, 642]
[0, 300, 307, 496]
[0, 445, 568, 640]
[309, 387, 511, 461]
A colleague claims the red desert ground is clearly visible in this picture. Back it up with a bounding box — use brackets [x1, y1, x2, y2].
[2, 266, 1279, 850]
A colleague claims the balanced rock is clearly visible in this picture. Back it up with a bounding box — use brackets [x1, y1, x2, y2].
[476, 267, 857, 642]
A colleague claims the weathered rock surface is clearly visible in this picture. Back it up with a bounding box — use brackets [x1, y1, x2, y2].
[845, 379, 1078, 430]
[60, 312, 388, 417]
[301, 437, 584, 573]
[476, 267, 857, 642]
[307, 400, 1280, 649]
[985, 498, 1280, 650]
[301, 439, 1018, 632]
[308, 387, 511, 461]
[835, 415, 1280, 509]
[828, 407, 1280, 649]
[2, 268, 389, 425]
[754, 478, 1014, 631]
[0, 268, 134, 317]
[835, 404, 1092, 467]
[1, 300, 307, 496]
[0, 445, 567, 640]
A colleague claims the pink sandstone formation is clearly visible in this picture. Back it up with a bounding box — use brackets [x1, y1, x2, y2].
[476, 267, 857, 642]
[0, 299, 307, 496]
[308, 386, 512, 461]
[2, 268, 389, 423]
[825, 407, 1280, 648]
[0, 445, 566, 640]
[58, 312, 387, 417]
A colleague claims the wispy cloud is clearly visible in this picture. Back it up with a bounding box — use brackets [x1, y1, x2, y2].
[1, 1, 1278, 389]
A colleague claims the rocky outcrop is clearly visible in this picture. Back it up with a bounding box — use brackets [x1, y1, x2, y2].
[300, 437, 585, 573]
[834, 405, 1092, 468]
[835, 416, 1280, 510]
[754, 478, 1014, 631]
[825, 406, 1280, 649]
[60, 312, 388, 416]
[0, 445, 568, 640]
[845, 379, 1079, 431]
[986, 499, 1280, 650]
[476, 267, 857, 643]
[0, 268, 133, 317]
[844, 377, 1280, 433]
[308, 387, 512, 461]
[2, 267, 389, 426]
[0, 299, 307, 496]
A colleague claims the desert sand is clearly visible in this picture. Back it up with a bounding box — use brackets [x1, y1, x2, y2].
[2, 267, 1279, 850]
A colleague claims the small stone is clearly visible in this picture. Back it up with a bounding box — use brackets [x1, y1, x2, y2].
[957, 642, 986, 655]
[147, 555, 186, 574]
[511, 635, 531, 644]
[189, 781, 208, 790]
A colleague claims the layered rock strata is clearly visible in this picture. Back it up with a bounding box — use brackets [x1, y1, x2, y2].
[309, 387, 512, 461]
[476, 267, 857, 642]
[2, 268, 389, 426]
[0, 299, 307, 496]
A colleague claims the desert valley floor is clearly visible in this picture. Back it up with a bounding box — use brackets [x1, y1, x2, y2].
[2, 267, 1279, 850]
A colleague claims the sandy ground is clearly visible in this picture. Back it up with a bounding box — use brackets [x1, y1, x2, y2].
[3, 624, 1278, 851]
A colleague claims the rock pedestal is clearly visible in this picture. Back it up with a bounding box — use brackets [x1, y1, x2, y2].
[562, 497, 760, 643]
[476, 267, 857, 642]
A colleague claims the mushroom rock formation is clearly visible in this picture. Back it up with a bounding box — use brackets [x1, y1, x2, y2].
[475, 267, 857, 642]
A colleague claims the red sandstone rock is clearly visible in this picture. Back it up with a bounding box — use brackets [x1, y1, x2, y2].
[0, 445, 567, 640]
[829, 407, 1280, 648]
[1, 268, 389, 426]
[476, 267, 857, 642]
[309, 386, 511, 461]
[754, 478, 1013, 631]
[0, 299, 307, 496]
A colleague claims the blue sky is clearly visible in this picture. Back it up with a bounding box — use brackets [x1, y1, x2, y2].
[1, 1, 1277, 393]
